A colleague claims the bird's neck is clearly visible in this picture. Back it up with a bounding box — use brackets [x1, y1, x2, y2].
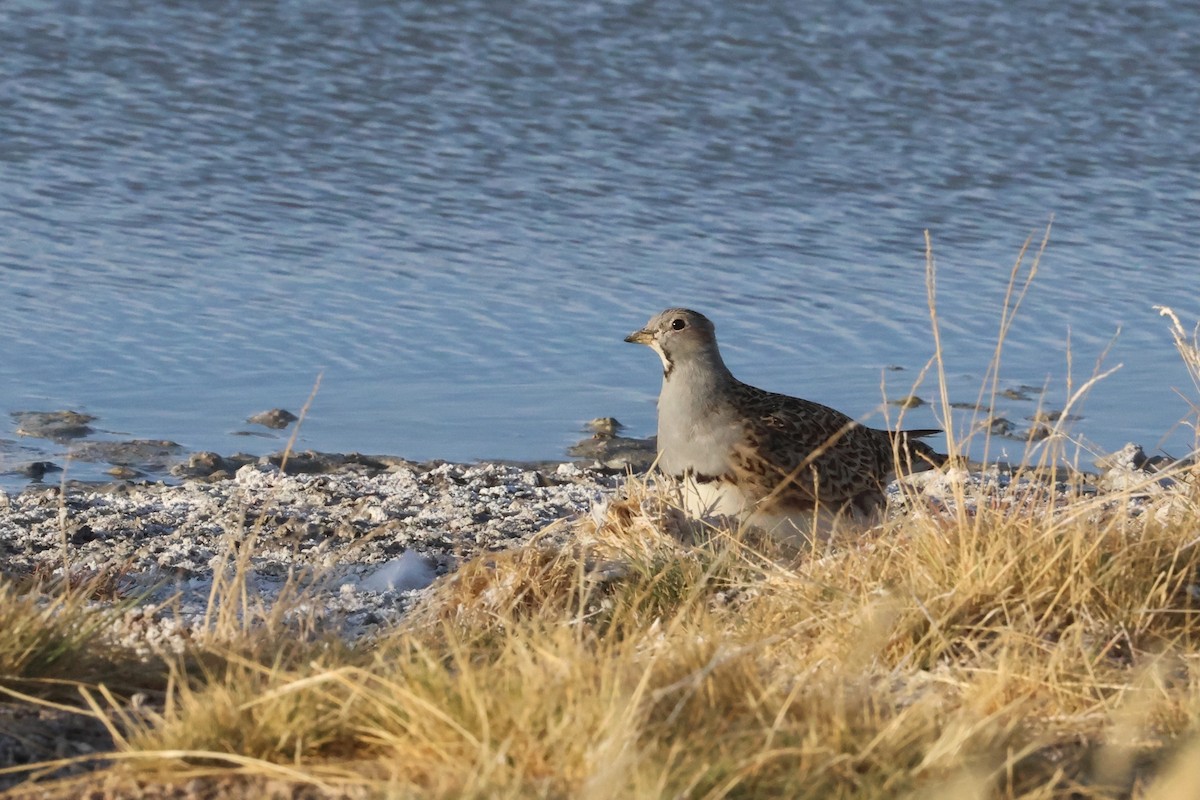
[660, 350, 735, 407]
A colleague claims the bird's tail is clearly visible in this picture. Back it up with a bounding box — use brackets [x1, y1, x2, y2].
[890, 428, 948, 470]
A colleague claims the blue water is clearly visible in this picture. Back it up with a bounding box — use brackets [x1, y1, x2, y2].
[2, 0, 1198, 486]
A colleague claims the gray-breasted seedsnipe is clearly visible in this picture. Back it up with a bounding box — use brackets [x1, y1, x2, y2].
[626, 308, 946, 538]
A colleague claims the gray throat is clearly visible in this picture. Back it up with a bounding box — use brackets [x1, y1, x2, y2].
[661, 353, 734, 407]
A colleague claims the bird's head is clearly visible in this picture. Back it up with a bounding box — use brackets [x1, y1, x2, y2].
[625, 308, 722, 377]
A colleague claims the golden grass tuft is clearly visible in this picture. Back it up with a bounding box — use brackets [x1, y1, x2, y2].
[0, 577, 160, 701]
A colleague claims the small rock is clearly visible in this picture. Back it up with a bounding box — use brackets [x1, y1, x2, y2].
[1027, 410, 1078, 424]
[569, 434, 657, 472]
[106, 465, 141, 480]
[21, 461, 62, 481]
[70, 440, 184, 470]
[586, 417, 625, 436]
[70, 523, 98, 544]
[1096, 443, 1148, 472]
[172, 451, 232, 479]
[11, 410, 96, 441]
[889, 395, 925, 409]
[985, 417, 1016, 437]
[999, 386, 1042, 401]
[1096, 443, 1176, 494]
[1025, 424, 1053, 441]
[247, 409, 299, 430]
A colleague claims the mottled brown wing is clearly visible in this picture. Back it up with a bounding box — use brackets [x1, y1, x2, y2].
[727, 385, 893, 511]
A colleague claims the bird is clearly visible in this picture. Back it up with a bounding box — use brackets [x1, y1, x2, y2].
[625, 308, 946, 540]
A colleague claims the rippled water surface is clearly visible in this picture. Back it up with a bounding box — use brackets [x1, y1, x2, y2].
[2, 0, 1198, 485]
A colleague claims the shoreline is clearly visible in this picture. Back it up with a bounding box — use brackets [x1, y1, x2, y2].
[1, 438, 1185, 645]
[1, 457, 625, 645]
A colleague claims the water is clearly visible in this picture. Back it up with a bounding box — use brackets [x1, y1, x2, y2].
[2, 0, 1198, 487]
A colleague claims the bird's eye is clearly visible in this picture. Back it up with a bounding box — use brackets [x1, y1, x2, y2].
[671, 318, 686, 330]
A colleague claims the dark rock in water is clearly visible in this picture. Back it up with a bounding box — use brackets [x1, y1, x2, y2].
[572, 414, 655, 471]
[69, 439, 184, 470]
[21, 461, 61, 481]
[1025, 424, 1053, 441]
[999, 386, 1043, 402]
[105, 465, 142, 480]
[985, 417, 1016, 437]
[11, 410, 96, 441]
[585, 417, 625, 436]
[182, 451, 230, 477]
[889, 395, 925, 409]
[951, 401, 988, 411]
[1019, 411, 1072, 440]
[569, 434, 657, 472]
[231, 430, 278, 439]
[247, 408, 299, 430]
[262, 450, 339, 474]
[1027, 410, 1080, 424]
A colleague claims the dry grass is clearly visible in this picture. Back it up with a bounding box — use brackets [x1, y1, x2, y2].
[5, 238, 1200, 798]
[0, 577, 161, 702]
[9, 471, 1200, 799]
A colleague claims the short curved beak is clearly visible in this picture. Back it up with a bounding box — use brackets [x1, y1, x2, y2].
[624, 329, 653, 345]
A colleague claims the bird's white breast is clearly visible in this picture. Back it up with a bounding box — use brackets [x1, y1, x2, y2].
[655, 366, 743, 479]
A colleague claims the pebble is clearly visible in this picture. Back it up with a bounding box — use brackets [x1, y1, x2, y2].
[247, 408, 300, 430]
[999, 385, 1044, 401]
[889, 395, 926, 409]
[585, 417, 625, 436]
[985, 416, 1016, 436]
